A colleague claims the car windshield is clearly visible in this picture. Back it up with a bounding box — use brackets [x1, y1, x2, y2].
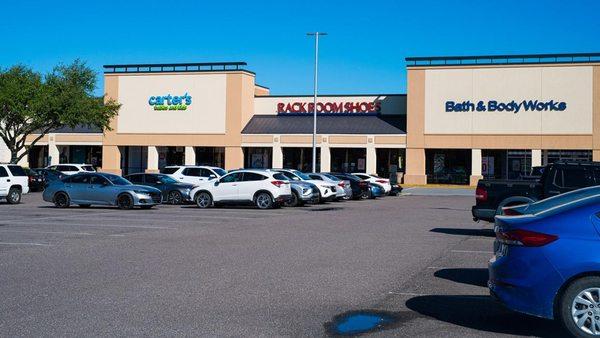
[104, 174, 132, 186]
[156, 174, 177, 184]
[344, 174, 363, 181]
[160, 167, 179, 174]
[213, 168, 227, 176]
[323, 174, 340, 181]
[291, 170, 311, 180]
[526, 186, 600, 215]
[82, 166, 95, 172]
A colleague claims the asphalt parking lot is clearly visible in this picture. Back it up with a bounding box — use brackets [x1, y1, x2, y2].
[0, 192, 568, 337]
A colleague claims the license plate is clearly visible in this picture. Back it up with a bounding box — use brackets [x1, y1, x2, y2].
[495, 241, 508, 258]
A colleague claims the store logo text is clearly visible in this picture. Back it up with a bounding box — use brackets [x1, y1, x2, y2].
[445, 100, 567, 113]
[148, 93, 192, 111]
[277, 101, 381, 115]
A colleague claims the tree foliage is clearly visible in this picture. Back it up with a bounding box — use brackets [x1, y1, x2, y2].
[0, 60, 120, 164]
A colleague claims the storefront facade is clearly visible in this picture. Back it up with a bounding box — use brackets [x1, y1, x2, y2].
[404, 53, 600, 185]
[3, 53, 599, 186]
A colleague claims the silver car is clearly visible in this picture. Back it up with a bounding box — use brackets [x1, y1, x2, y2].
[286, 181, 319, 207]
[308, 173, 350, 200]
[42, 172, 162, 209]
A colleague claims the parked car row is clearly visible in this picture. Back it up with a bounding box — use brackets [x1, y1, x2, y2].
[1, 163, 402, 210]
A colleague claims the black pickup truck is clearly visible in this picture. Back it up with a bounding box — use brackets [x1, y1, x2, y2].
[472, 161, 600, 222]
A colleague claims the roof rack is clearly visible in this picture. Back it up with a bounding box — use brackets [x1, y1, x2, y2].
[406, 52, 600, 67]
[103, 62, 249, 74]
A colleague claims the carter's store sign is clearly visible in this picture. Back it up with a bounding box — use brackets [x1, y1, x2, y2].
[445, 100, 567, 113]
[148, 93, 193, 111]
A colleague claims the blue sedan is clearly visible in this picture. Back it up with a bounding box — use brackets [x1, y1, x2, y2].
[43, 172, 162, 209]
[489, 186, 600, 337]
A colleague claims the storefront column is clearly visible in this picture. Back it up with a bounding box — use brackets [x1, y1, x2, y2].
[470, 149, 483, 186]
[17, 149, 28, 167]
[404, 148, 427, 185]
[184, 146, 196, 166]
[366, 137, 376, 174]
[320, 137, 330, 172]
[531, 149, 542, 167]
[48, 133, 59, 165]
[101, 145, 121, 175]
[594, 150, 600, 162]
[146, 146, 159, 173]
[272, 136, 283, 168]
[225, 146, 243, 170]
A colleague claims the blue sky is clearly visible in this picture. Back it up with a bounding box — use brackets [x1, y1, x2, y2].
[1, 0, 598, 96]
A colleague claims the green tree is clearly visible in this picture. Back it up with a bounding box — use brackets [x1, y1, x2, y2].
[0, 60, 120, 164]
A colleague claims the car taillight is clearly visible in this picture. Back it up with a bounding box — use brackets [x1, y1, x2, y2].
[376, 180, 387, 183]
[497, 229, 557, 247]
[502, 207, 522, 216]
[271, 180, 287, 187]
[338, 182, 345, 188]
[475, 187, 487, 202]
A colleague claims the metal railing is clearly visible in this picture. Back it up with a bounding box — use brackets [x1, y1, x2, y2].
[406, 52, 600, 67]
[103, 62, 248, 74]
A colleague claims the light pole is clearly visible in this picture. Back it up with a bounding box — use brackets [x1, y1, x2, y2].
[307, 32, 326, 173]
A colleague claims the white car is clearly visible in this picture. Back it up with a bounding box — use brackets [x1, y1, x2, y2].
[273, 169, 337, 202]
[46, 164, 96, 176]
[307, 173, 349, 200]
[0, 164, 30, 204]
[191, 169, 292, 209]
[352, 173, 392, 194]
[160, 165, 227, 186]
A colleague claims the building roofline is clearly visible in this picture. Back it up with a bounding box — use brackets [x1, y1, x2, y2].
[103, 62, 251, 74]
[406, 52, 600, 67]
[255, 93, 406, 98]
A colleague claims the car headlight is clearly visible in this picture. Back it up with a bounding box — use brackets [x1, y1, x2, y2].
[133, 190, 150, 195]
[302, 187, 312, 194]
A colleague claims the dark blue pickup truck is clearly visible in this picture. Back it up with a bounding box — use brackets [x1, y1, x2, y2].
[472, 161, 600, 222]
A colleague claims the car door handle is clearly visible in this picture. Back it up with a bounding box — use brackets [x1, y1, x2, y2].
[6, 179, 10, 182]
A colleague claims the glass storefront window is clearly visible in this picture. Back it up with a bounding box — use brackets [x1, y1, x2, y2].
[425, 149, 471, 185]
[244, 147, 272, 169]
[195, 147, 225, 168]
[330, 148, 366, 173]
[544, 150, 592, 165]
[282, 147, 320, 172]
[376, 148, 404, 178]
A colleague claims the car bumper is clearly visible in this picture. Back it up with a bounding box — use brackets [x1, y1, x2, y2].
[472, 206, 495, 222]
[275, 194, 293, 204]
[300, 192, 320, 204]
[133, 192, 162, 206]
[488, 248, 562, 319]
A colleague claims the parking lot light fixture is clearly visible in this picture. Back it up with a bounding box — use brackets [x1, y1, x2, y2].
[307, 32, 327, 173]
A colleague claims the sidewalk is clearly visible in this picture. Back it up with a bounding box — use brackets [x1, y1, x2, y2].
[401, 186, 474, 196]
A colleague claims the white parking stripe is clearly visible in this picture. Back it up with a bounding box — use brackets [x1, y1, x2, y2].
[0, 230, 96, 236]
[1, 211, 115, 223]
[15, 223, 173, 230]
[450, 250, 493, 254]
[0, 242, 51, 246]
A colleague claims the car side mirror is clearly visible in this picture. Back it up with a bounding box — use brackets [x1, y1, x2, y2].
[214, 181, 220, 186]
[209, 174, 216, 179]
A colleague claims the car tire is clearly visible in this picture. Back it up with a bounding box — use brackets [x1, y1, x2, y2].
[54, 192, 70, 208]
[6, 187, 21, 204]
[285, 192, 300, 207]
[255, 192, 273, 209]
[78, 204, 91, 208]
[117, 194, 134, 210]
[195, 192, 212, 208]
[559, 276, 600, 337]
[167, 191, 183, 205]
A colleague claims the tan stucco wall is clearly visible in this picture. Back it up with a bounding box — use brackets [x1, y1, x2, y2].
[328, 135, 367, 144]
[254, 85, 270, 96]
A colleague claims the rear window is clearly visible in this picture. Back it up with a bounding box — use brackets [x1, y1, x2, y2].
[7, 165, 27, 176]
[243, 172, 267, 181]
[0, 167, 8, 177]
[554, 168, 593, 189]
[273, 173, 288, 181]
[160, 167, 179, 174]
[82, 166, 95, 172]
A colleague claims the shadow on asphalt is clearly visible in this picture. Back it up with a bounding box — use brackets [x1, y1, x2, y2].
[434, 268, 489, 287]
[405, 295, 567, 337]
[430, 227, 495, 238]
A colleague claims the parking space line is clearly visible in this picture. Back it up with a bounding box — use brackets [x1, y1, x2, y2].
[450, 250, 493, 254]
[1, 211, 116, 223]
[0, 241, 51, 246]
[0, 230, 96, 236]
[14, 223, 174, 230]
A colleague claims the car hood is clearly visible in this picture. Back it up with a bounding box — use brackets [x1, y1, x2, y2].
[304, 179, 334, 187]
[128, 184, 162, 193]
[168, 182, 195, 189]
[291, 181, 316, 188]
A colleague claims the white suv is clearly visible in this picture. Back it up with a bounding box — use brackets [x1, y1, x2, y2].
[273, 169, 337, 202]
[46, 164, 96, 176]
[0, 164, 30, 204]
[353, 173, 392, 194]
[191, 169, 292, 209]
[161, 165, 227, 186]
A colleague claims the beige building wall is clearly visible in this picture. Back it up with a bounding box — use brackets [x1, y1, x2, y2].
[406, 63, 600, 186]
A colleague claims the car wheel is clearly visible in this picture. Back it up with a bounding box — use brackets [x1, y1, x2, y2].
[559, 276, 600, 337]
[285, 192, 299, 207]
[6, 188, 21, 204]
[195, 192, 212, 208]
[53, 192, 70, 208]
[117, 194, 134, 210]
[361, 190, 370, 199]
[255, 192, 273, 209]
[78, 204, 91, 208]
[167, 191, 183, 205]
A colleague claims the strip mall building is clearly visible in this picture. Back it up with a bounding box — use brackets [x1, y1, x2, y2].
[6, 52, 600, 185]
